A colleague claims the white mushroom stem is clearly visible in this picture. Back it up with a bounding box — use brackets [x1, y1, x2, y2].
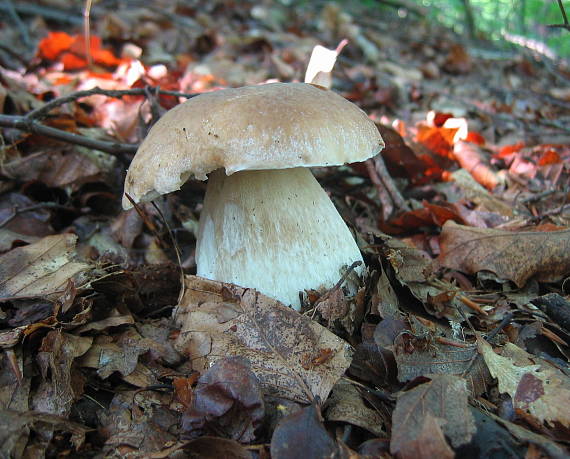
[196, 167, 364, 310]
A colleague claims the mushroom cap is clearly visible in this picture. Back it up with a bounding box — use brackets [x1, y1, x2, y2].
[122, 82, 384, 209]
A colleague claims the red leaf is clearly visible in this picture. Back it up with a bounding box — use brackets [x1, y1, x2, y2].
[38, 31, 74, 60]
[465, 131, 485, 146]
[537, 149, 561, 166]
[60, 52, 88, 71]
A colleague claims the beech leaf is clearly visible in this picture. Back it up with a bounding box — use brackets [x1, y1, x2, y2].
[175, 276, 353, 403]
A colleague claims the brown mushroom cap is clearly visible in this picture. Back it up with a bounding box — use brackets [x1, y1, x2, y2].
[122, 82, 383, 208]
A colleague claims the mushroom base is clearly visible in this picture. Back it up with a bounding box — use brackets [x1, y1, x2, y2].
[196, 167, 364, 310]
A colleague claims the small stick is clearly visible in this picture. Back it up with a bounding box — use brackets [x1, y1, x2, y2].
[458, 294, 488, 316]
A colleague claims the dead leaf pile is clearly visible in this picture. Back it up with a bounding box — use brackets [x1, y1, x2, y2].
[0, 0, 569, 457]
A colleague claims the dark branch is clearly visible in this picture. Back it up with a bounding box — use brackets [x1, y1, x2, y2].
[0, 86, 197, 155]
[0, 114, 138, 155]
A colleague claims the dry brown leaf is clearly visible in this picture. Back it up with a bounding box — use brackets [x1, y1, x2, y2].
[477, 337, 570, 428]
[181, 356, 264, 442]
[175, 276, 353, 404]
[394, 334, 488, 395]
[323, 380, 385, 436]
[395, 413, 454, 459]
[0, 410, 90, 456]
[99, 391, 178, 455]
[438, 221, 570, 287]
[383, 237, 471, 320]
[33, 330, 93, 416]
[390, 374, 476, 457]
[451, 169, 512, 217]
[271, 401, 337, 459]
[0, 234, 90, 299]
[78, 329, 154, 380]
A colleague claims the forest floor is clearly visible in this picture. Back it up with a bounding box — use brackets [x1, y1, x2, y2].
[0, 1, 569, 457]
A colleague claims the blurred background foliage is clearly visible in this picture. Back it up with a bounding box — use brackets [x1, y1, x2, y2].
[405, 0, 568, 58]
[344, 0, 570, 59]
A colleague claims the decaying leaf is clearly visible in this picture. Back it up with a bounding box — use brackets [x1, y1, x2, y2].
[271, 401, 337, 459]
[0, 410, 90, 457]
[0, 234, 90, 299]
[323, 380, 385, 436]
[175, 276, 353, 404]
[180, 437, 252, 459]
[390, 374, 476, 457]
[181, 356, 264, 442]
[33, 331, 93, 416]
[394, 333, 488, 395]
[438, 221, 570, 287]
[477, 337, 570, 428]
[99, 391, 179, 456]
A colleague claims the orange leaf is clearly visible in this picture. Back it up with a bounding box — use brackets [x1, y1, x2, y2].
[465, 131, 485, 146]
[92, 48, 122, 67]
[496, 142, 524, 159]
[416, 125, 457, 158]
[60, 52, 88, 71]
[537, 149, 561, 166]
[38, 31, 74, 60]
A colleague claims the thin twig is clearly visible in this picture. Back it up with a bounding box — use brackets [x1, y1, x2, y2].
[83, 0, 93, 68]
[0, 86, 196, 155]
[27, 86, 196, 121]
[0, 114, 137, 155]
[369, 155, 410, 212]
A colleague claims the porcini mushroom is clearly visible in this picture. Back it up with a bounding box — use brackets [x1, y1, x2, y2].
[123, 82, 384, 310]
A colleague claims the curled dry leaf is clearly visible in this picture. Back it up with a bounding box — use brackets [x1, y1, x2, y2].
[175, 276, 353, 404]
[181, 356, 264, 442]
[453, 141, 500, 190]
[477, 337, 570, 428]
[390, 375, 476, 457]
[323, 380, 385, 436]
[0, 234, 90, 299]
[438, 221, 570, 287]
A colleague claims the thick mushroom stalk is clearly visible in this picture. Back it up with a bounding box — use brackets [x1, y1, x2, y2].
[196, 167, 363, 310]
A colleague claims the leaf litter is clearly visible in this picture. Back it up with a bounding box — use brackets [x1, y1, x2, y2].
[0, 0, 569, 457]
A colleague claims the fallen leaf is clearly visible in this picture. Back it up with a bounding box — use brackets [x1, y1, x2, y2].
[98, 391, 178, 455]
[179, 437, 252, 459]
[181, 356, 264, 442]
[393, 413, 454, 459]
[477, 338, 570, 428]
[323, 380, 385, 436]
[175, 276, 353, 404]
[38, 31, 75, 60]
[453, 141, 501, 190]
[0, 234, 90, 299]
[33, 330, 93, 416]
[270, 401, 337, 459]
[0, 410, 90, 456]
[450, 169, 513, 217]
[438, 221, 570, 287]
[390, 374, 476, 457]
[393, 332, 488, 395]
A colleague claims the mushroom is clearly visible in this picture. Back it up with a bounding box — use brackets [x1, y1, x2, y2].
[123, 82, 384, 310]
